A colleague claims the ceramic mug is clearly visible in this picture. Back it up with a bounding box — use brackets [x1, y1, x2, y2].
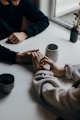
[0, 74, 14, 94]
[45, 43, 58, 62]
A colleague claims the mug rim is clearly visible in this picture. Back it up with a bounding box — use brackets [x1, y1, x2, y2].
[46, 43, 58, 51]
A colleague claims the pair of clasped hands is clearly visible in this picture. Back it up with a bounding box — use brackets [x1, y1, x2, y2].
[31, 50, 64, 77]
[31, 49, 52, 71]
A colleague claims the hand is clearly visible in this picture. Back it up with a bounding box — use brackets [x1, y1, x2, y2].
[8, 32, 28, 44]
[40, 56, 55, 70]
[31, 51, 44, 71]
[16, 49, 39, 64]
[40, 56, 65, 77]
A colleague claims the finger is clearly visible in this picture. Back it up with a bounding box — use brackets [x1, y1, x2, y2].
[40, 62, 45, 67]
[31, 52, 35, 59]
[8, 34, 14, 40]
[12, 38, 20, 44]
[33, 52, 41, 66]
[28, 49, 39, 52]
[40, 57, 50, 65]
[8, 33, 20, 43]
[32, 52, 39, 68]
[31, 52, 36, 65]
[34, 49, 39, 52]
[40, 57, 46, 62]
[37, 51, 43, 56]
[8, 34, 17, 42]
[27, 49, 39, 56]
[32, 52, 42, 63]
[36, 51, 44, 60]
[32, 52, 38, 62]
[40, 59, 50, 64]
[11, 38, 18, 44]
[40, 56, 50, 62]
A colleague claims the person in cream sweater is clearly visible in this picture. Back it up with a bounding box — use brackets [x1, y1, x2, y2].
[32, 51, 80, 120]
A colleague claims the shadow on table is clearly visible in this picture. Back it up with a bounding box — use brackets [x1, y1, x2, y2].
[0, 91, 10, 99]
[20, 64, 34, 73]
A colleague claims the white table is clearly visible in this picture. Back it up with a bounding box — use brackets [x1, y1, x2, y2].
[0, 21, 80, 120]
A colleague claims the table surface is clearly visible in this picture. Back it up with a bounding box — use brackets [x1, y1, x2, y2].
[0, 21, 80, 120]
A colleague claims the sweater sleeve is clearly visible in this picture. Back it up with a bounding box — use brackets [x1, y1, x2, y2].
[0, 17, 14, 40]
[23, 0, 49, 37]
[33, 70, 80, 120]
[0, 45, 17, 63]
[64, 64, 80, 81]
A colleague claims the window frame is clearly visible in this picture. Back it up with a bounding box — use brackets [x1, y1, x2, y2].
[49, 0, 72, 30]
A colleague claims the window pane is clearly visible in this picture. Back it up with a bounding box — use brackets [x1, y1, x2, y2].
[50, 0, 80, 29]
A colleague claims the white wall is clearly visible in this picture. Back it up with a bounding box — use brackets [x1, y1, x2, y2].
[38, 0, 80, 17]
[39, 0, 50, 16]
[56, 0, 80, 17]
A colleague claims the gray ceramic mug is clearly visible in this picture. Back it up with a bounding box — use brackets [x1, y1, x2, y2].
[45, 43, 58, 62]
[0, 74, 14, 94]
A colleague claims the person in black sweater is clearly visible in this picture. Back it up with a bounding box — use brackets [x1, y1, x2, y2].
[0, 44, 39, 64]
[0, 0, 49, 44]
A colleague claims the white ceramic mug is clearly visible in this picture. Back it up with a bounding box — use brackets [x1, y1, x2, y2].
[45, 43, 58, 62]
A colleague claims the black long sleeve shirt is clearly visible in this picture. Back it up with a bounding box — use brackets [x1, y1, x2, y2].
[0, 0, 49, 39]
[0, 45, 17, 63]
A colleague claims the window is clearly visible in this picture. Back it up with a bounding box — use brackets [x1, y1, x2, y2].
[49, 0, 80, 30]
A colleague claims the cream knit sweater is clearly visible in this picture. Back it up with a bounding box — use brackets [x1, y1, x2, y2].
[33, 64, 80, 120]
